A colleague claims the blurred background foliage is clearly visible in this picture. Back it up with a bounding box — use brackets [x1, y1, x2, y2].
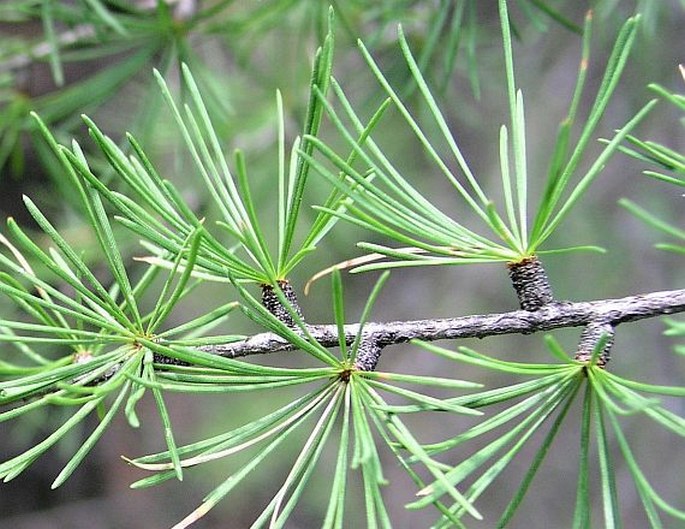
[0, 1, 683, 527]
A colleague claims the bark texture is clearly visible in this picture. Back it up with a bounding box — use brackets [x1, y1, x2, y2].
[200, 288, 685, 360]
[507, 256, 554, 310]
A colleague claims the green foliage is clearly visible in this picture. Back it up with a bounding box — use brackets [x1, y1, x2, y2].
[618, 67, 685, 350]
[305, 0, 655, 275]
[407, 340, 685, 527]
[0, 184, 245, 487]
[619, 67, 685, 254]
[41, 14, 344, 288]
[1, 0, 651, 179]
[622, 77, 685, 186]
[0, 1, 683, 528]
[122, 272, 487, 528]
[0, 0, 218, 175]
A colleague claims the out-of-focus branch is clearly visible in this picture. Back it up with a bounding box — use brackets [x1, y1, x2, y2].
[0, 0, 198, 74]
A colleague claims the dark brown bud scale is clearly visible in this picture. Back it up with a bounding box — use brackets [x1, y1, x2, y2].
[507, 256, 554, 311]
[261, 280, 303, 327]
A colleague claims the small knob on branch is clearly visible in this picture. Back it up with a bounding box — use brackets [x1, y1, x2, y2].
[507, 255, 554, 311]
[261, 279, 304, 328]
[354, 340, 383, 372]
[574, 321, 615, 367]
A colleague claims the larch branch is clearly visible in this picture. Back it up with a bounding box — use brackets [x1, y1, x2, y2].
[198, 288, 685, 359]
